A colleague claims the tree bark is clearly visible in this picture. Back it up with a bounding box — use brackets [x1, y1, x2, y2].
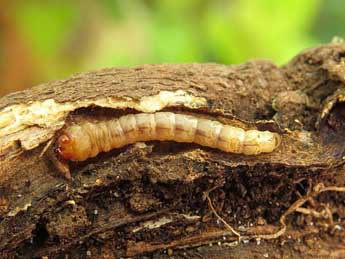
[1, 43, 345, 258]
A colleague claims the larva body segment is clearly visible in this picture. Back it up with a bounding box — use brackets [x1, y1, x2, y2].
[194, 119, 223, 148]
[154, 112, 176, 141]
[218, 125, 245, 153]
[57, 112, 281, 161]
[135, 113, 156, 141]
[119, 114, 138, 145]
[173, 114, 198, 143]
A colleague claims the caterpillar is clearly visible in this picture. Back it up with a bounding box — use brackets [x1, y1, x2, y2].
[57, 112, 281, 162]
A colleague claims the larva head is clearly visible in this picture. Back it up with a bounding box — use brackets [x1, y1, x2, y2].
[57, 133, 77, 160]
[272, 133, 282, 149]
[57, 126, 91, 161]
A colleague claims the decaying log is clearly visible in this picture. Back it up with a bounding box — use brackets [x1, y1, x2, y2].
[1, 43, 345, 258]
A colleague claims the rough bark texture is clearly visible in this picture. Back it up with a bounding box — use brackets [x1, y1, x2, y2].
[1, 43, 345, 258]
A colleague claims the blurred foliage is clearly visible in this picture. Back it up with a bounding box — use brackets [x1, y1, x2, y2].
[0, 0, 344, 96]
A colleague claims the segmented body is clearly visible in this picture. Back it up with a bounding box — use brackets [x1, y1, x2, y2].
[57, 112, 281, 161]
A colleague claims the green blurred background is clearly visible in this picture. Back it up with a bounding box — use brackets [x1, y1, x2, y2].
[0, 0, 344, 96]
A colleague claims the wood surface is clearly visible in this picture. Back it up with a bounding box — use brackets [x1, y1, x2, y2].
[1, 43, 345, 258]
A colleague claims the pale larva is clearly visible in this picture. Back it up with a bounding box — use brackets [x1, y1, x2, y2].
[57, 112, 281, 162]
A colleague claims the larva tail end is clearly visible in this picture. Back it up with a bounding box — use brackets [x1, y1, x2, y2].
[273, 133, 282, 150]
